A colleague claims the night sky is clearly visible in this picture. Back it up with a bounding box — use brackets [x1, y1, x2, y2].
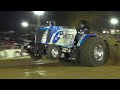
[0, 11, 120, 33]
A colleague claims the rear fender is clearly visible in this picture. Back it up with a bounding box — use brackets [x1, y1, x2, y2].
[77, 34, 97, 47]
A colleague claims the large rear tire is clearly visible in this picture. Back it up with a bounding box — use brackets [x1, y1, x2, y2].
[79, 37, 108, 67]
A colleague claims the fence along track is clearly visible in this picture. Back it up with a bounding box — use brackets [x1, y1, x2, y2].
[0, 49, 28, 59]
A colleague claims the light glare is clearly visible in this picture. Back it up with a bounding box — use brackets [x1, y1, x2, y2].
[33, 11, 44, 16]
[110, 18, 118, 25]
[22, 22, 29, 27]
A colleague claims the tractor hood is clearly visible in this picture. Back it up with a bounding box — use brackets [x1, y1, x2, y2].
[38, 26, 63, 31]
[36, 25, 82, 48]
[36, 26, 64, 43]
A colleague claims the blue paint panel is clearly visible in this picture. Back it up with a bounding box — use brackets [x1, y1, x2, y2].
[38, 26, 63, 41]
[49, 26, 63, 39]
[52, 31, 63, 43]
[37, 26, 64, 44]
[38, 26, 63, 31]
[79, 34, 97, 46]
[38, 26, 50, 30]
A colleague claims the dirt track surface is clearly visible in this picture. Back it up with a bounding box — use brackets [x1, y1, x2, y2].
[0, 59, 120, 79]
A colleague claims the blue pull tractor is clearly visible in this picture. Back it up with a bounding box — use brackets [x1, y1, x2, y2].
[22, 21, 109, 67]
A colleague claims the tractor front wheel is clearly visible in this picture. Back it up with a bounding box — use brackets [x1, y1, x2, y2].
[46, 44, 61, 60]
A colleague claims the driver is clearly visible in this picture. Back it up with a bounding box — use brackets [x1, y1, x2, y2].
[76, 20, 90, 34]
[74, 20, 90, 46]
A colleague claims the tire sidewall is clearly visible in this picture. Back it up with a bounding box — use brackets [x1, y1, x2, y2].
[89, 38, 107, 66]
[47, 44, 61, 60]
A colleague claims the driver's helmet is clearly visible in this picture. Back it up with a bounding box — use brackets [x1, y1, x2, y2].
[78, 20, 89, 28]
